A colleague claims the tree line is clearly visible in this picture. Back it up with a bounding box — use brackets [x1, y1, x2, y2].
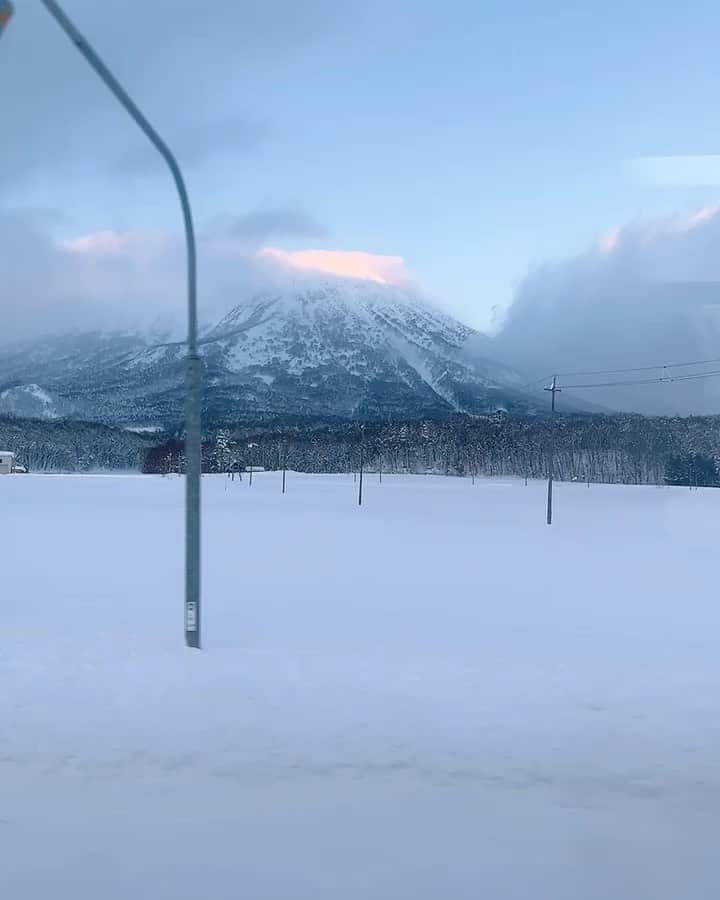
[6, 410, 720, 484]
[0, 416, 153, 472]
[143, 412, 720, 485]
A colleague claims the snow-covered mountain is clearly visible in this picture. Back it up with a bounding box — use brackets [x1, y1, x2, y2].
[0, 384, 69, 419]
[0, 281, 544, 427]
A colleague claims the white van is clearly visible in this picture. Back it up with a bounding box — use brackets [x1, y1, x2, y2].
[0, 451, 15, 474]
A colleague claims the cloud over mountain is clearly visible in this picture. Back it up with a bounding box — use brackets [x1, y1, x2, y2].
[0, 212, 413, 344]
[495, 205, 720, 414]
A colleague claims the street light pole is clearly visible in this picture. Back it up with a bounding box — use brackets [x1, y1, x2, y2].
[38, 0, 202, 648]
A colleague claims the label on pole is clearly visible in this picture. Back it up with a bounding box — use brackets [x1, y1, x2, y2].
[185, 601, 198, 631]
[0, 0, 14, 33]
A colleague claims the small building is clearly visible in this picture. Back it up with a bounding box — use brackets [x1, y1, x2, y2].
[0, 451, 16, 475]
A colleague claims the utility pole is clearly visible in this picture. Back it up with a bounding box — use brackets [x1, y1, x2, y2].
[248, 442, 257, 486]
[544, 376, 561, 525]
[358, 425, 365, 506]
[378, 423, 387, 484]
[282, 442, 287, 494]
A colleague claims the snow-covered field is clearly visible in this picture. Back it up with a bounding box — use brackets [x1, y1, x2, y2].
[3, 472, 720, 899]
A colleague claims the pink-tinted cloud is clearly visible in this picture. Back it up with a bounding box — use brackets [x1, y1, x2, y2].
[676, 203, 720, 232]
[62, 232, 413, 289]
[61, 230, 170, 259]
[598, 228, 620, 254]
[1, 219, 419, 344]
[598, 205, 720, 257]
[259, 247, 411, 285]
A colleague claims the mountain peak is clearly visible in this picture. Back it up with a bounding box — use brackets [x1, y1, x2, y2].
[0, 281, 538, 427]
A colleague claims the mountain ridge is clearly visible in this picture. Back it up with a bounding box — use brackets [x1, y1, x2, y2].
[0, 280, 551, 427]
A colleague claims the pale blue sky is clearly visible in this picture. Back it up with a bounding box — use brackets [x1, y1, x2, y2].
[2, 0, 719, 330]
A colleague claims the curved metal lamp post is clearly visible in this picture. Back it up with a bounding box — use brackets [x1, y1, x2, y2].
[33, 1, 202, 647]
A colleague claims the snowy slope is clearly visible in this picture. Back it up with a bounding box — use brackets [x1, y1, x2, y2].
[199, 282, 531, 421]
[3, 473, 720, 899]
[0, 383, 70, 419]
[0, 281, 541, 426]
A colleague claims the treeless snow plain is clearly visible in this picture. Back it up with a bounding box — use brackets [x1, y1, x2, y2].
[3, 472, 720, 899]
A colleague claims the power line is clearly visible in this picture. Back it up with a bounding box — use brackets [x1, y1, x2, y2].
[675, 369, 720, 382]
[555, 356, 720, 379]
[658, 357, 720, 370]
[561, 376, 670, 390]
[557, 364, 670, 378]
[561, 369, 720, 391]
